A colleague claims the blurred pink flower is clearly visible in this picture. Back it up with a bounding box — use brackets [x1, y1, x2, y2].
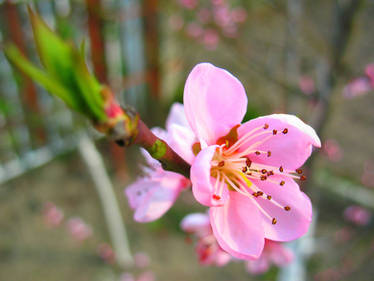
[134, 252, 151, 268]
[43, 202, 64, 228]
[231, 7, 247, 23]
[169, 15, 184, 31]
[169, 63, 320, 260]
[125, 105, 191, 223]
[181, 213, 231, 266]
[246, 240, 294, 275]
[211, 0, 224, 6]
[299, 76, 315, 95]
[222, 25, 238, 38]
[120, 273, 135, 281]
[334, 227, 353, 244]
[365, 63, 374, 86]
[66, 217, 93, 241]
[213, 5, 232, 27]
[97, 243, 115, 264]
[186, 22, 203, 38]
[322, 139, 342, 162]
[343, 205, 371, 226]
[361, 161, 374, 188]
[178, 0, 198, 10]
[136, 271, 155, 281]
[197, 8, 211, 24]
[343, 77, 372, 99]
[202, 29, 219, 50]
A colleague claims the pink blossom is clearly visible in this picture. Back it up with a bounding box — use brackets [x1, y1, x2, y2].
[136, 271, 155, 281]
[120, 273, 135, 281]
[246, 240, 294, 275]
[322, 139, 342, 162]
[186, 22, 203, 38]
[125, 105, 191, 223]
[66, 217, 93, 241]
[213, 6, 232, 27]
[365, 63, 374, 86]
[343, 77, 372, 98]
[202, 29, 219, 50]
[134, 252, 150, 268]
[181, 213, 231, 266]
[361, 161, 374, 188]
[197, 8, 211, 24]
[299, 76, 315, 95]
[169, 63, 320, 260]
[334, 227, 353, 243]
[343, 205, 371, 226]
[178, 0, 198, 10]
[97, 243, 115, 263]
[169, 15, 184, 31]
[43, 202, 64, 228]
[231, 7, 247, 23]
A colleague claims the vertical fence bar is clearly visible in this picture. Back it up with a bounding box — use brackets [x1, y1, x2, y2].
[142, 0, 160, 99]
[3, 0, 45, 145]
[85, 0, 127, 180]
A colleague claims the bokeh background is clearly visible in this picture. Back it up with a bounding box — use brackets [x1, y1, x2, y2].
[1, 0, 374, 280]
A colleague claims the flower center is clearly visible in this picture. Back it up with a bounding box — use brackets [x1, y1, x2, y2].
[209, 123, 306, 225]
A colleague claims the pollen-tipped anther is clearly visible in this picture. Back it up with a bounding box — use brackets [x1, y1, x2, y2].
[280, 181, 285, 186]
[273, 129, 277, 135]
[284, 206, 291, 211]
[264, 123, 269, 129]
[212, 194, 221, 200]
[279, 166, 284, 173]
[267, 151, 271, 157]
[272, 218, 277, 225]
[296, 169, 303, 174]
[282, 128, 288, 134]
[218, 161, 225, 167]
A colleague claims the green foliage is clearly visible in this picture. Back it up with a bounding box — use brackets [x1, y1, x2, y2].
[4, 7, 107, 122]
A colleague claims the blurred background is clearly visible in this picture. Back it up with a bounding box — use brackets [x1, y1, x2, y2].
[1, 0, 374, 280]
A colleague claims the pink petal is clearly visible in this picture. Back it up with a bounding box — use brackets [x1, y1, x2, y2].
[125, 171, 187, 222]
[246, 255, 270, 275]
[251, 176, 312, 241]
[191, 145, 229, 206]
[267, 242, 294, 266]
[238, 114, 321, 170]
[167, 124, 197, 164]
[166, 103, 189, 131]
[210, 191, 265, 260]
[184, 63, 248, 144]
[180, 213, 211, 236]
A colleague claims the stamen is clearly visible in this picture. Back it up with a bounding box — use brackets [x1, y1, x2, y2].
[246, 157, 252, 167]
[260, 175, 267, 181]
[242, 166, 247, 173]
[255, 151, 261, 155]
[218, 161, 225, 167]
[284, 206, 291, 211]
[282, 128, 288, 134]
[264, 123, 269, 129]
[212, 194, 221, 200]
[267, 195, 272, 200]
[272, 218, 277, 225]
[267, 151, 271, 157]
[261, 169, 267, 174]
[279, 166, 284, 172]
[280, 180, 285, 186]
[273, 129, 277, 135]
[300, 175, 307, 181]
[296, 169, 303, 174]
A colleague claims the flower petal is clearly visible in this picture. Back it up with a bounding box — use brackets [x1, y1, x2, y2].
[191, 145, 229, 206]
[125, 171, 187, 222]
[210, 191, 265, 260]
[180, 213, 211, 237]
[184, 62, 248, 144]
[168, 124, 197, 164]
[238, 114, 321, 170]
[246, 255, 270, 275]
[166, 102, 189, 131]
[251, 176, 312, 241]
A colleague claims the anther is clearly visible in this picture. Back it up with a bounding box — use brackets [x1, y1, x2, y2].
[264, 123, 269, 129]
[280, 181, 285, 186]
[212, 194, 221, 200]
[279, 166, 284, 172]
[257, 191, 264, 196]
[261, 169, 267, 174]
[267, 151, 271, 157]
[272, 218, 277, 225]
[300, 175, 307, 181]
[267, 171, 274, 176]
[267, 195, 272, 200]
[255, 151, 261, 155]
[242, 166, 248, 173]
[282, 128, 288, 134]
[260, 175, 267, 181]
[252, 192, 258, 197]
[284, 206, 291, 211]
[273, 129, 277, 135]
[246, 158, 252, 167]
[296, 169, 303, 174]
[218, 161, 225, 167]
